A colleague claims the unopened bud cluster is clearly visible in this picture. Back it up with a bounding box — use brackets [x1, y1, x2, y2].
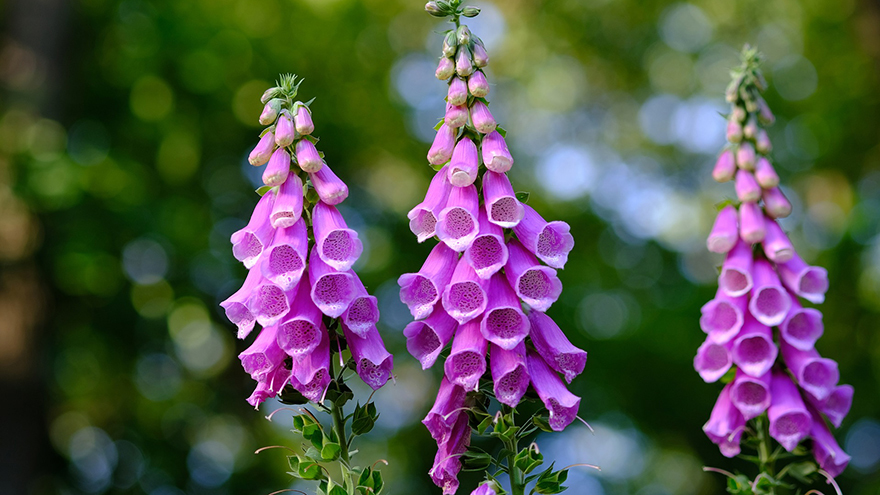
[223, 75, 392, 407]
[698, 49, 850, 479]
[425, 0, 480, 19]
[401, 22, 586, 495]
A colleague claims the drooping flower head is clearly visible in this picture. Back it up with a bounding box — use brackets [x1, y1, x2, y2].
[401, 7, 587, 493]
[222, 75, 392, 407]
[698, 47, 850, 480]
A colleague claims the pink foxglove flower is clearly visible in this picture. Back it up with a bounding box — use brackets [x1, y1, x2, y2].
[444, 320, 487, 391]
[222, 76, 391, 410]
[408, 167, 453, 242]
[463, 208, 508, 280]
[698, 50, 850, 480]
[401, 16, 588, 494]
[703, 383, 745, 458]
[398, 242, 458, 320]
[436, 184, 480, 251]
[260, 219, 308, 291]
[729, 369, 771, 420]
[482, 171, 524, 228]
[231, 192, 276, 268]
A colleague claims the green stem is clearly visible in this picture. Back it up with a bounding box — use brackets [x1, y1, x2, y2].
[330, 362, 354, 493]
[502, 408, 525, 495]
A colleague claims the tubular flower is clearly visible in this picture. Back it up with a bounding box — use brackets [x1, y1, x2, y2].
[222, 75, 392, 408]
[697, 49, 850, 477]
[399, 19, 587, 494]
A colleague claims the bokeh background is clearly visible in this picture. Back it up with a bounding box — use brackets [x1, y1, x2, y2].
[1, 0, 879, 493]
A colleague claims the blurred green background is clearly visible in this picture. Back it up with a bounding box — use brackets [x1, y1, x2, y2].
[1, 0, 879, 493]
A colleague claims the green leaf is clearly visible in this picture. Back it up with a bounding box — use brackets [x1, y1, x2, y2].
[515, 191, 530, 203]
[351, 415, 375, 436]
[329, 484, 347, 495]
[278, 385, 310, 405]
[255, 185, 274, 196]
[287, 455, 300, 473]
[430, 161, 447, 172]
[476, 415, 494, 435]
[326, 381, 354, 407]
[785, 461, 817, 484]
[434, 119, 445, 131]
[321, 442, 341, 461]
[305, 187, 320, 204]
[304, 446, 323, 463]
[357, 467, 373, 487]
[372, 470, 384, 493]
[461, 448, 493, 471]
[514, 447, 544, 474]
[495, 125, 507, 138]
[298, 460, 323, 480]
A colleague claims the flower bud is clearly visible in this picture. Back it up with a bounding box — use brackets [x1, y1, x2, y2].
[470, 100, 496, 134]
[259, 98, 282, 125]
[763, 187, 792, 219]
[468, 71, 489, 98]
[275, 110, 295, 147]
[757, 97, 775, 125]
[456, 25, 471, 45]
[725, 75, 743, 103]
[754, 157, 779, 188]
[261, 87, 281, 104]
[249, 131, 276, 166]
[756, 129, 772, 154]
[263, 147, 291, 186]
[481, 131, 513, 173]
[428, 124, 456, 165]
[726, 118, 743, 143]
[472, 41, 489, 68]
[294, 139, 323, 173]
[436, 57, 455, 80]
[712, 150, 736, 183]
[442, 31, 457, 58]
[447, 77, 468, 106]
[743, 115, 758, 140]
[455, 45, 474, 77]
[462, 6, 481, 17]
[445, 103, 468, 128]
[425, 1, 445, 16]
[736, 142, 756, 170]
[294, 104, 314, 136]
[743, 90, 758, 113]
[732, 106, 746, 122]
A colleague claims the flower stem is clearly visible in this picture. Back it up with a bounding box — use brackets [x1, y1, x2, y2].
[502, 407, 525, 495]
[330, 360, 354, 493]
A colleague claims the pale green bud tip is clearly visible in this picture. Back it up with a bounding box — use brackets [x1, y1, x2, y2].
[261, 87, 281, 104]
[462, 6, 480, 17]
[442, 31, 457, 58]
[456, 25, 471, 45]
[425, 1, 445, 16]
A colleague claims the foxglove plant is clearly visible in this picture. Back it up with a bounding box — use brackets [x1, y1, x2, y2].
[222, 75, 390, 495]
[698, 47, 852, 493]
[401, 3, 588, 494]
